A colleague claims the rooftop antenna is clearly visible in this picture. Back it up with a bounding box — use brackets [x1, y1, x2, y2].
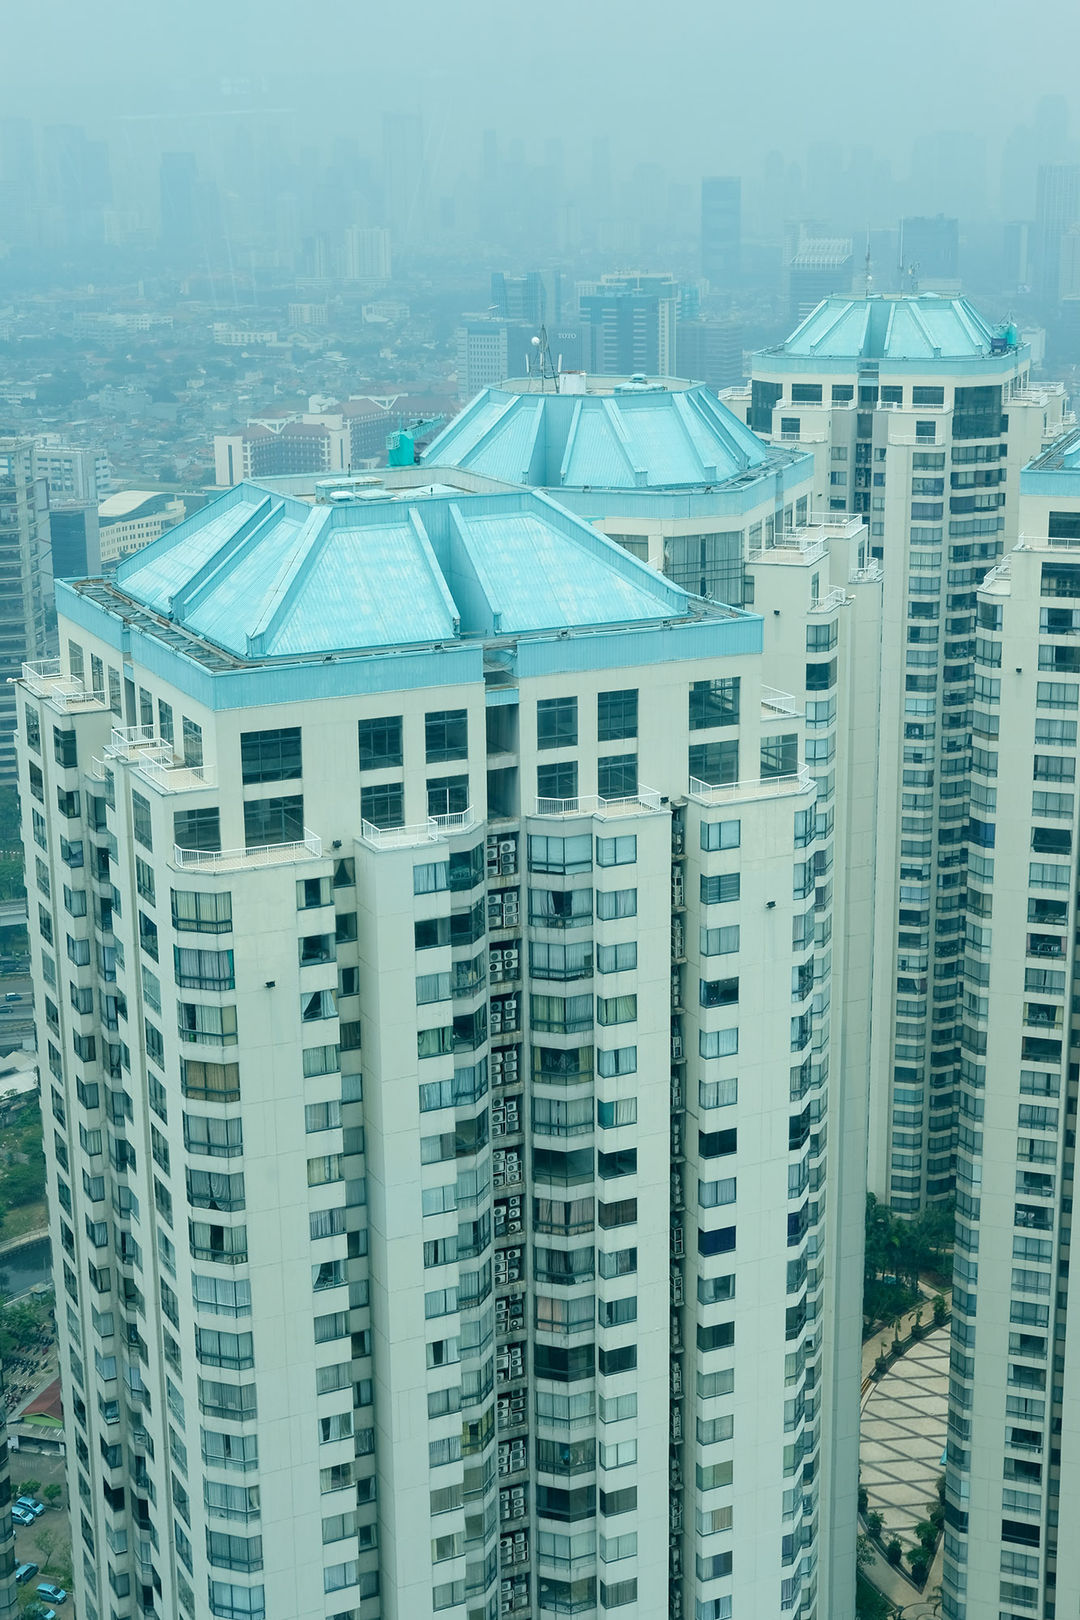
[864, 234, 873, 297]
[529, 326, 560, 392]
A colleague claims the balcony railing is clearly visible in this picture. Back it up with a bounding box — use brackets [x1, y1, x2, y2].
[136, 751, 217, 792]
[532, 786, 664, 819]
[808, 587, 850, 613]
[20, 659, 105, 708]
[689, 766, 813, 805]
[173, 829, 322, 871]
[359, 807, 481, 850]
[761, 686, 801, 718]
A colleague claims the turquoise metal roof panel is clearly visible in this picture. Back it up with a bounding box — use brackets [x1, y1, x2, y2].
[777, 295, 1000, 361]
[422, 383, 770, 491]
[104, 481, 696, 663]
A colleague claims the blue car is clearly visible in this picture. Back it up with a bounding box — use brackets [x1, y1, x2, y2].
[11, 1505, 35, 1526]
[16, 1496, 45, 1517]
[36, 1583, 67, 1604]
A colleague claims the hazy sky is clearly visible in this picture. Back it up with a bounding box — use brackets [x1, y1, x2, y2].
[12, 0, 1080, 173]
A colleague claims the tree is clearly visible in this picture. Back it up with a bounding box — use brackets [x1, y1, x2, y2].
[33, 1525, 58, 1572]
[915, 1518, 938, 1552]
[885, 1538, 903, 1566]
[857, 1533, 876, 1573]
[17, 1479, 41, 1496]
[42, 1483, 62, 1505]
[865, 1510, 884, 1538]
[908, 1549, 930, 1585]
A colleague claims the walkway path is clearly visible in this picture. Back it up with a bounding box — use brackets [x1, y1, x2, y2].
[860, 1327, 949, 1559]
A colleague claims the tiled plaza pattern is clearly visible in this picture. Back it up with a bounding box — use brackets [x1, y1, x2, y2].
[860, 1327, 949, 1557]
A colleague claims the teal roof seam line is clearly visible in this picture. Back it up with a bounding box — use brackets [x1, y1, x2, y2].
[167, 494, 281, 618]
[114, 480, 250, 588]
[245, 503, 333, 658]
[410, 507, 463, 634]
[557, 399, 583, 486]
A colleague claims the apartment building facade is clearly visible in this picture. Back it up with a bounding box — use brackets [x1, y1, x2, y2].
[940, 427, 1080, 1620]
[0, 437, 52, 786]
[20, 478, 867, 1620]
[726, 294, 1070, 1211]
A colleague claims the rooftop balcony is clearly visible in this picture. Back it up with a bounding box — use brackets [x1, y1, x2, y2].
[102, 726, 217, 792]
[359, 808, 481, 850]
[531, 786, 665, 820]
[761, 686, 801, 719]
[172, 829, 323, 872]
[20, 659, 105, 710]
[689, 766, 813, 806]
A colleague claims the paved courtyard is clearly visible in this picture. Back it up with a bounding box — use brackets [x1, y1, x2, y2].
[860, 1327, 949, 1556]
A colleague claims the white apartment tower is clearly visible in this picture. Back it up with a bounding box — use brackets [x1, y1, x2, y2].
[939, 428, 1080, 1620]
[727, 294, 1069, 1212]
[20, 480, 867, 1620]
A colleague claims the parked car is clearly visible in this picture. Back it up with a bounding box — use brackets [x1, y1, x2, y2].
[11, 1505, 35, 1526]
[16, 1496, 45, 1517]
[36, 1584, 68, 1604]
[15, 1561, 39, 1583]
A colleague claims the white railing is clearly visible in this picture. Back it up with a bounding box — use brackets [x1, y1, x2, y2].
[173, 829, 322, 870]
[359, 808, 480, 850]
[761, 686, 801, 717]
[848, 563, 883, 584]
[532, 787, 665, 819]
[747, 536, 828, 565]
[136, 752, 217, 792]
[689, 766, 813, 804]
[1017, 533, 1080, 551]
[808, 588, 850, 612]
[20, 660, 105, 708]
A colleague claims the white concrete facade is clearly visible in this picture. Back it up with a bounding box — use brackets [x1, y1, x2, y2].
[16, 483, 870, 1620]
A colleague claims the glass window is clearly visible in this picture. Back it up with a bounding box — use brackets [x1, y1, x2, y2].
[528, 834, 592, 874]
[596, 889, 636, 921]
[689, 679, 740, 730]
[761, 733, 798, 779]
[538, 761, 578, 801]
[361, 781, 404, 829]
[182, 717, 203, 767]
[597, 690, 637, 742]
[597, 756, 637, 800]
[132, 791, 153, 850]
[240, 728, 301, 784]
[174, 808, 221, 854]
[425, 709, 468, 763]
[427, 775, 469, 818]
[172, 890, 232, 934]
[596, 835, 636, 867]
[158, 699, 174, 745]
[701, 873, 739, 903]
[597, 995, 636, 1026]
[538, 697, 578, 750]
[357, 715, 403, 770]
[700, 819, 739, 851]
[244, 796, 303, 848]
[689, 742, 738, 787]
[596, 943, 636, 974]
[700, 926, 739, 956]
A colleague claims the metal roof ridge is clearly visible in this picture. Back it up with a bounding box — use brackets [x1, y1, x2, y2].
[601, 396, 647, 482]
[116, 483, 248, 586]
[904, 301, 938, 355]
[446, 500, 505, 633]
[670, 390, 718, 476]
[808, 300, 860, 356]
[167, 493, 281, 620]
[409, 507, 461, 634]
[679, 387, 752, 471]
[244, 503, 334, 658]
[557, 399, 584, 486]
[529, 489, 688, 610]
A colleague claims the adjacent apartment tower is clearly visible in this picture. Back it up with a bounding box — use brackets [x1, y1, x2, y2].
[939, 426, 1080, 1619]
[726, 293, 1069, 1212]
[21, 477, 867, 1620]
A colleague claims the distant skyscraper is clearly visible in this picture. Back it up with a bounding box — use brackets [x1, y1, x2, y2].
[701, 177, 741, 286]
[490, 272, 546, 329]
[344, 225, 392, 284]
[675, 316, 745, 390]
[159, 151, 199, 250]
[0, 439, 51, 785]
[34, 437, 105, 579]
[1035, 162, 1080, 301]
[577, 273, 679, 376]
[898, 215, 960, 288]
[785, 232, 854, 324]
[382, 112, 427, 244]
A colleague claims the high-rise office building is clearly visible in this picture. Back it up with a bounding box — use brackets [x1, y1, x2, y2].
[701, 180, 741, 288]
[675, 318, 746, 392]
[34, 437, 106, 579]
[1035, 163, 1080, 303]
[159, 153, 199, 251]
[939, 425, 1080, 1620]
[727, 294, 1070, 1211]
[0, 438, 52, 786]
[344, 228, 392, 286]
[577, 275, 679, 378]
[785, 234, 854, 326]
[21, 469, 875, 1620]
[490, 274, 546, 329]
[898, 216, 960, 290]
